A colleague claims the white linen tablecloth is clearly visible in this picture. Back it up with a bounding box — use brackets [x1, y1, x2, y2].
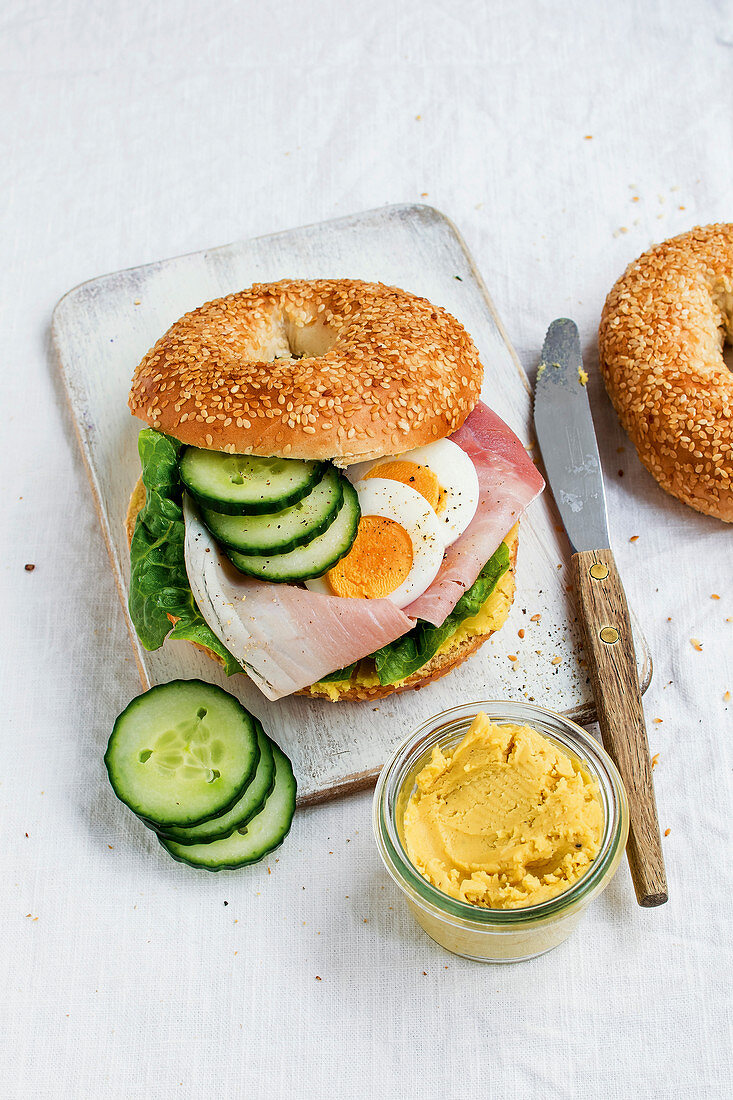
[1, 2, 731, 1097]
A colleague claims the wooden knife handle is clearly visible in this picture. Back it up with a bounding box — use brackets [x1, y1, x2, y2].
[570, 548, 668, 907]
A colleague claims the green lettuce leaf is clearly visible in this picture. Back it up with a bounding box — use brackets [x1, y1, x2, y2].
[316, 662, 357, 685]
[371, 541, 512, 686]
[128, 429, 242, 676]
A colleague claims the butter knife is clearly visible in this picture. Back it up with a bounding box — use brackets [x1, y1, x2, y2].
[534, 318, 668, 908]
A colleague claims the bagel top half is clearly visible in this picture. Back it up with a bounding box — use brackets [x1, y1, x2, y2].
[128, 279, 483, 461]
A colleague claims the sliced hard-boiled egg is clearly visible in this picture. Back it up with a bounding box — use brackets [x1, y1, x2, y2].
[347, 438, 479, 547]
[305, 479, 445, 608]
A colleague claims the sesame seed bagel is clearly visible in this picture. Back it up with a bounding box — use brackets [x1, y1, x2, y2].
[129, 279, 483, 462]
[599, 224, 733, 522]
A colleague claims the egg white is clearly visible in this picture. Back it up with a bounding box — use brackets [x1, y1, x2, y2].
[305, 478, 445, 608]
[346, 438, 479, 547]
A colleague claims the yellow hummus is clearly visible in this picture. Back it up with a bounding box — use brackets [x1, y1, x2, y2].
[403, 713, 603, 909]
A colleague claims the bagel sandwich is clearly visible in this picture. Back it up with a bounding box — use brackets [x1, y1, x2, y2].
[126, 279, 544, 701]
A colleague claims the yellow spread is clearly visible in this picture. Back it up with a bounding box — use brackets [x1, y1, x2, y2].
[403, 713, 603, 909]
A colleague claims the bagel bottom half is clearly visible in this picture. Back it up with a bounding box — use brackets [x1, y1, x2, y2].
[125, 479, 518, 701]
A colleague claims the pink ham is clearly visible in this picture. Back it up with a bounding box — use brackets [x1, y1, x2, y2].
[402, 402, 544, 626]
[184, 498, 413, 700]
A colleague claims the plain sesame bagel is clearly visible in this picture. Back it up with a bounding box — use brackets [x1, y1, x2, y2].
[128, 279, 483, 462]
[599, 224, 733, 522]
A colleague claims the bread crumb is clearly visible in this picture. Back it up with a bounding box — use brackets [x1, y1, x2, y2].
[724, 691, 730, 702]
[530, 613, 542, 622]
[551, 656, 562, 665]
[652, 753, 660, 768]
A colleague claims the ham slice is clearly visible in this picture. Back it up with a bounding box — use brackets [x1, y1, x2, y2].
[183, 498, 413, 701]
[402, 402, 544, 626]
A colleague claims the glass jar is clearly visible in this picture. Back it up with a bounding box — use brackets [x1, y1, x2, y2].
[373, 700, 629, 963]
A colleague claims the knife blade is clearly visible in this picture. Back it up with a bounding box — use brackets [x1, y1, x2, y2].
[534, 318, 668, 908]
[534, 318, 610, 552]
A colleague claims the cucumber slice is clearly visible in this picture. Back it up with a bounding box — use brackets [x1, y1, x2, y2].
[226, 480, 361, 582]
[180, 447, 325, 516]
[155, 724, 275, 845]
[105, 681, 259, 828]
[160, 743, 297, 870]
[200, 467, 344, 556]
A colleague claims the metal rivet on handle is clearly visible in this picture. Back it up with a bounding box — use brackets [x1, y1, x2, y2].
[600, 626, 619, 644]
[589, 563, 609, 580]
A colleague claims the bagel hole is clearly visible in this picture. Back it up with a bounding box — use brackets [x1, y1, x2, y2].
[284, 318, 337, 360]
[713, 283, 733, 369]
[723, 343, 733, 373]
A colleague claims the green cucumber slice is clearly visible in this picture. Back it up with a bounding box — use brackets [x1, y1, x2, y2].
[179, 447, 325, 516]
[200, 466, 344, 555]
[160, 743, 297, 870]
[226, 480, 360, 582]
[105, 680, 259, 828]
[155, 724, 276, 844]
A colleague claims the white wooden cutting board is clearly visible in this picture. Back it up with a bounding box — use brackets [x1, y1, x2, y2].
[52, 204, 651, 804]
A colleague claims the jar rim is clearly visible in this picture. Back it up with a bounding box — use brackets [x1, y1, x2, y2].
[373, 699, 629, 926]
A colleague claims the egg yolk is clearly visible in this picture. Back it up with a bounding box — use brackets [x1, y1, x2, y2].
[364, 461, 441, 511]
[326, 515, 413, 599]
